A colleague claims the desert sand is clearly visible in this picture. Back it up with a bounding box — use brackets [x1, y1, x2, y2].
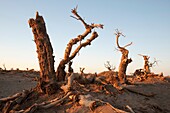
[0, 70, 170, 113]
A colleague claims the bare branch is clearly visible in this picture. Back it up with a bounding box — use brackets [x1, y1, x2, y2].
[70, 15, 79, 20]
[71, 7, 88, 28]
[138, 54, 148, 57]
[57, 7, 103, 81]
[64, 7, 103, 61]
[71, 7, 104, 30]
[91, 23, 104, 29]
[104, 61, 116, 71]
[115, 29, 130, 49]
[114, 29, 125, 37]
[123, 42, 133, 48]
[149, 58, 159, 68]
[80, 67, 85, 74]
[69, 32, 98, 61]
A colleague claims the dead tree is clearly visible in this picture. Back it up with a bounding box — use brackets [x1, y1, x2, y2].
[115, 29, 132, 84]
[138, 54, 159, 74]
[3, 64, 6, 70]
[104, 61, 116, 71]
[80, 67, 85, 75]
[56, 7, 103, 81]
[28, 12, 57, 94]
[138, 54, 151, 74]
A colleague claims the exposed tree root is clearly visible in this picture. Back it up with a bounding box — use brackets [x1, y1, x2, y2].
[0, 90, 34, 113]
[77, 94, 128, 113]
[17, 91, 74, 113]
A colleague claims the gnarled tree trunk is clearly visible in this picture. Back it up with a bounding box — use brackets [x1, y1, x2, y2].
[115, 30, 132, 84]
[56, 7, 103, 81]
[28, 12, 57, 94]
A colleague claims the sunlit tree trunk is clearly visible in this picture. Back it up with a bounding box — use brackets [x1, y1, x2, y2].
[28, 12, 57, 94]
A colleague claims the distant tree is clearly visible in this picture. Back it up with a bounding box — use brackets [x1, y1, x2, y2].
[3, 64, 6, 70]
[80, 67, 85, 75]
[104, 61, 116, 71]
[138, 54, 159, 74]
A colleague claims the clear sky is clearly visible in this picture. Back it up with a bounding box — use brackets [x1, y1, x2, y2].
[0, 1, 170, 75]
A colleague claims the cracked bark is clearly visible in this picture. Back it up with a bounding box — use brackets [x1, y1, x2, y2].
[28, 12, 57, 94]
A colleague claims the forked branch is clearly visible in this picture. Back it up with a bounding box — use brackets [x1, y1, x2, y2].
[68, 32, 98, 61]
[56, 7, 103, 81]
[64, 7, 103, 61]
[104, 61, 116, 71]
[71, 7, 103, 29]
[80, 67, 85, 74]
[115, 29, 132, 49]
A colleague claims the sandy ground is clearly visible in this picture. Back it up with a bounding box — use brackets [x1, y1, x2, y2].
[0, 71, 170, 113]
[0, 71, 37, 98]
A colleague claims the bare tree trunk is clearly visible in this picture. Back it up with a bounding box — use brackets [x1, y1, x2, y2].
[56, 7, 103, 81]
[143, 55, 151, 74]
[115, 30, 132, 84]
[28, 12, 57, 94]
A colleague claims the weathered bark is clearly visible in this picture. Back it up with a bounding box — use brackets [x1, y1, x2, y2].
[115, 30, 132, 84]
[28, 12, 57, 94]
[61, 73, 88, 93]
[56, 7, 103, 81]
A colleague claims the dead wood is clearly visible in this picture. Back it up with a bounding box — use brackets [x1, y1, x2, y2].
[61, 72, 107, 93]
[15, 91, 74, 113]
[61, 73, 86, 93]
[104, 61, 116, 71]
[28, 12, 57, 94]
[80, 67, 85, 75]
[78, 94, 128, 113]
[42, 91, 73, 109]
[115, 29, 132, 84]
[1, 90, 34, 113]
[56, 7, 103, 81]
[126, 105, 135, 113]
[0, 92, 22, 103]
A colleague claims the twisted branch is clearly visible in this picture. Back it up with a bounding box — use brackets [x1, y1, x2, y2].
[64, 7, 103, 61]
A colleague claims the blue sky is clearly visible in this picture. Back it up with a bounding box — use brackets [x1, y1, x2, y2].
[0, 1, 170, 75]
